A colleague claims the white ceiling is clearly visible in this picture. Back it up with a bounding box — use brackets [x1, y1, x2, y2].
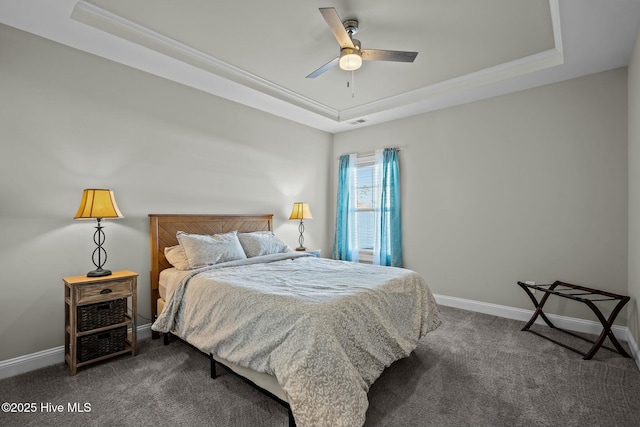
[2, 0, 640, 133]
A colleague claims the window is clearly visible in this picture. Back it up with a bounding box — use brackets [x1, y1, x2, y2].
[355, 155, 376, 263]
[333, 148, 402, 267]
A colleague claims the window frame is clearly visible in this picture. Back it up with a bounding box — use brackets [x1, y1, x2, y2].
[355, 154, 376, 263]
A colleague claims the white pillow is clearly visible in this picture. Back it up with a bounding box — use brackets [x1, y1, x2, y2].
[164, 245, 191, 270]
[176, 230, 247, 269]
[238, 231, 292, 258]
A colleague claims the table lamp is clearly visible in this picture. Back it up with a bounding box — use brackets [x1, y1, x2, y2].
[74, 189, 123, 277]
[289, 202, 312, 251]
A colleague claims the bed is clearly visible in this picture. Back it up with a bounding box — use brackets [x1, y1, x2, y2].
[149, 214, 441, 427]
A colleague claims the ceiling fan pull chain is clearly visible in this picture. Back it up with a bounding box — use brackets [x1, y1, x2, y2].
[351, 70, 356, 98]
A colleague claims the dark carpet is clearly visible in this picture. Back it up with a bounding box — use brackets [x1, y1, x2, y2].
[1, 306, 639, 426]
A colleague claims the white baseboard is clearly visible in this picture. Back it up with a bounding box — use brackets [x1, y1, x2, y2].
[0, 324, 152, 381]
[627, 328, 640, 369]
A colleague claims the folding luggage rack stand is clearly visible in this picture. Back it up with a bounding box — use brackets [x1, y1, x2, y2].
[517, 280, 630, 360]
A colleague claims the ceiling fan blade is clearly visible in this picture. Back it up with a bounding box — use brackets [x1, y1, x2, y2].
[319, 7, 354, 49]
[306, 57, 339, 79]
[362, 49, 418, 62]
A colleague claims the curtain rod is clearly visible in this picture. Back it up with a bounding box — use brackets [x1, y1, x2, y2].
[336, 146, 405, 160]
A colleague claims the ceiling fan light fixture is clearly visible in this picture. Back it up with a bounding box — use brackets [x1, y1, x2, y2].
[339, 48, 362, 71]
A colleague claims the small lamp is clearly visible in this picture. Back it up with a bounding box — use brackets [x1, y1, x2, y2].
[74, 189, 123, 277]
[289, 202, 312, 251]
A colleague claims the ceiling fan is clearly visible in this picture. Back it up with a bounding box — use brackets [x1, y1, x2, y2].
[306, 7, 419, 79]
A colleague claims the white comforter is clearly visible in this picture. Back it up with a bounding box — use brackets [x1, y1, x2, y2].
[152, 253, 441, 427]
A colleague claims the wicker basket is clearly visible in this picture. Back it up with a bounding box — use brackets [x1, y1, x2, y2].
[77, 299, 125, 332]
[78, 326, 127, 362]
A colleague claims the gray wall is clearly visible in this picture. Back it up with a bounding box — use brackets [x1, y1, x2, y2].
[333, 68, 629, 324]
[628, 27, 640, 347]
[0, 24, 332, 361]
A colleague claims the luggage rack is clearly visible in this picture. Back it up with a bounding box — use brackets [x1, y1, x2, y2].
[517, 280, 630, 360]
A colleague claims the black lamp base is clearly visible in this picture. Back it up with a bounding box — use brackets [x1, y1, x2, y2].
[295, 247, 307, 252]
[87, 268, 112, 277]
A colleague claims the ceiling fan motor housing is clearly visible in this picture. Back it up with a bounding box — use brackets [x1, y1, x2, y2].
[343, 19, 359, 36]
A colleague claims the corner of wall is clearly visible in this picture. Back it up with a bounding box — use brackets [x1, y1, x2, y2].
[628, 23, 640, 362]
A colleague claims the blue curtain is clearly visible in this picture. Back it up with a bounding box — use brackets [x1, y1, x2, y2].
[332, 153, 359, 261]
[374, 148, 403, 267]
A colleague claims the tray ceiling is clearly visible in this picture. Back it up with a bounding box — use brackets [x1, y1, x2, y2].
[2, 0, 640, 132]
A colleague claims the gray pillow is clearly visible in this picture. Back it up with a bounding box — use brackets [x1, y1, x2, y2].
[237, 231, 292, 258]
[176, 230, 247, 269]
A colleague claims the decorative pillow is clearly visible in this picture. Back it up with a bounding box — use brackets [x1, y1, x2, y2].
[176, 230, 247, 269]
[164, 245, 190, 270]
[238, 231, 292, 258]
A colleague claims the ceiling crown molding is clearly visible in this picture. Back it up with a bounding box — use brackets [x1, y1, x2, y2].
[71, 1, 340, 121]
[1, 0, 568, 133]
[71, 0, 563, 130]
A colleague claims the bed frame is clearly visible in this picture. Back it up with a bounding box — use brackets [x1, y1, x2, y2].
[148, 214, 295, 426]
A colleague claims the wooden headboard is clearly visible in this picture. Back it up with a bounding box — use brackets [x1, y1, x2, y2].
[148, 214, 273, 327]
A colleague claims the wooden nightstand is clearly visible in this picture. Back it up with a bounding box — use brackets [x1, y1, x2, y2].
[63, 270, 138, 375]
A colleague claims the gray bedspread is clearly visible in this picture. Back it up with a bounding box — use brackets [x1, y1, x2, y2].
[152, 253, 441, 427]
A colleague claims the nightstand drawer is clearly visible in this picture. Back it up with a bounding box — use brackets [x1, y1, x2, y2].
[77, 279, 133, 304]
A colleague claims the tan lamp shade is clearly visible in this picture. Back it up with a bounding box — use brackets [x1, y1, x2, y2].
[74, 189, 123, 219]
[289, 202, 312, 220]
